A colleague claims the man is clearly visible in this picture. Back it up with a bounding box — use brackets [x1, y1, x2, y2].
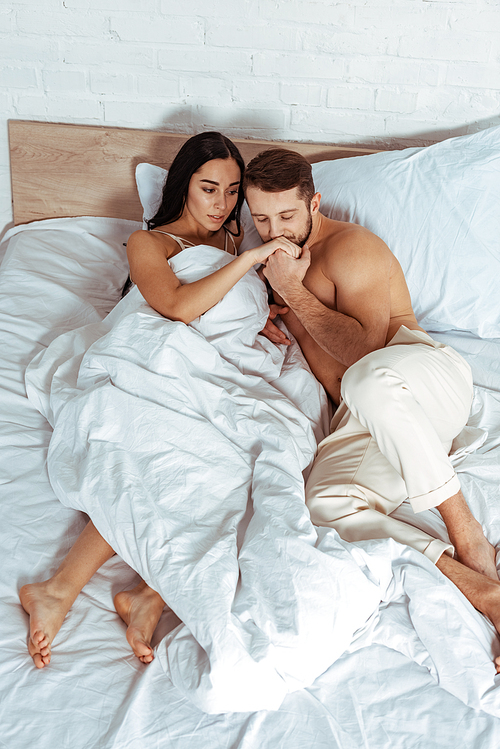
[243, 147, 500, 636]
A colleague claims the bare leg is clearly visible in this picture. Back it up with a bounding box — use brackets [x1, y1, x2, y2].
[438, 491, 499, 581]
[19, 521, 115, 668]
[437, 553, 500, 638]
[114, 581, 166, 664]
[434, 492, 500, 670]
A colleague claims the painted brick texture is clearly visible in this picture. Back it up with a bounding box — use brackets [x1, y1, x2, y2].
[1, 0, 500, 232]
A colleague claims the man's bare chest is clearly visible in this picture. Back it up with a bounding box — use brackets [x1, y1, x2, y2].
[303, 262, 336, 311]
[272, 259, 336, 323]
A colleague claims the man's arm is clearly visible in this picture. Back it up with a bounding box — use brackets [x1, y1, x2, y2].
[263, 231, 392, 368]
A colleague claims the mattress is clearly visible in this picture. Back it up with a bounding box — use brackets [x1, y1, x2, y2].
[1, 216, 500, 747]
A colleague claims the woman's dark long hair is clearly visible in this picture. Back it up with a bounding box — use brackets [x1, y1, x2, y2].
[122, 132, 245, 298]
[147, 131, 245, 236]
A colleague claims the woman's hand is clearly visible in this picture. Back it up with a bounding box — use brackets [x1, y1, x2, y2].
[247, 236, 302, 266]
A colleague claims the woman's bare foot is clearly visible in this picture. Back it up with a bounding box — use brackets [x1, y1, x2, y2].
[19, 581, 74, 669]
[114, 582, 166, 664]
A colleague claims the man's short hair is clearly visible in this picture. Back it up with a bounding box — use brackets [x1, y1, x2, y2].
[243, 148, 315, 206]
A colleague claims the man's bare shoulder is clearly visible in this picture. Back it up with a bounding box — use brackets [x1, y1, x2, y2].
[315, 215, 386, 251]
[312, 215, 391, 276]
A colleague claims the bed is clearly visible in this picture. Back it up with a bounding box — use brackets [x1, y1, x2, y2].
[2, 119, 500, 747]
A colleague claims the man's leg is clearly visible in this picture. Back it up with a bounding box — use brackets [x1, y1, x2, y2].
[436, 553, 500, 639]
[342, 344, 500, 580]
[306, 432, 500, 639]
[340, 330, 474, 516]
[310, 330, 500, 637]
[306, 412, 453, 563]
[20, 520, 115, 668]
[438, 491, 498, 581]
[339, 330, 499, 578]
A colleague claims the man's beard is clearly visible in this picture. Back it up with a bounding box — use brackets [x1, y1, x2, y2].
[286, 212, 312, 248]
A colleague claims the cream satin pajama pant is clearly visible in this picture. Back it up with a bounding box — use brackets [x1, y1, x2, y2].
[305, 327, 474, 563]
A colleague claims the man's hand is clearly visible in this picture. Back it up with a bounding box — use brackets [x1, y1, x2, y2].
[263, 246, 311, 302]
[259, 304, 291, 346]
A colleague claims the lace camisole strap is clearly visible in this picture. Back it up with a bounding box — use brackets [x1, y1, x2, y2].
[223, 228, 237, 256]
[149, 230, 195, 251]
[122, 227, 236, 299]
[149, 228, 237, 256]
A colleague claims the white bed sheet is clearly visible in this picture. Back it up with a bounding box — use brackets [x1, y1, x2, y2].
[1, 217, 500, 747]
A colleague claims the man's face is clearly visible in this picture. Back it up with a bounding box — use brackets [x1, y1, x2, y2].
[246, 186, 319, 247]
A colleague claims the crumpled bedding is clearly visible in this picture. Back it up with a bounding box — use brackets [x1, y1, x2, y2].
[26, 246, 386, 713]
[0, 218, 498, 744]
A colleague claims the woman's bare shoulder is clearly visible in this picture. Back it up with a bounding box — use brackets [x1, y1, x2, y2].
[127, 229, 178, 259]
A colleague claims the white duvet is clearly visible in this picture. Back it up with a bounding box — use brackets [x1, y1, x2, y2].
[26, 246, 382, 713]
[25, 245, 500, 717]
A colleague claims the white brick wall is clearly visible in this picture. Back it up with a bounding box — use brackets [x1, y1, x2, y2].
[1, 0, 500, 234]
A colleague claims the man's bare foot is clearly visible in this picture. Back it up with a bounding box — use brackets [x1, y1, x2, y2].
[453, 526, 499, 582]
[437, 553, 500, 642]
[438, 492, 499, 581]
[114, 582, 166, 664]
[19, 581, 73, 669]
[437, 544, 500, 673]
[479, 582, 500, 670]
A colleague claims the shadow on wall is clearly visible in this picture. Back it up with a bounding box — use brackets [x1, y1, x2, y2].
[158, 106, 500, 150]
[362, 115, 500, 150]
[156, 105, 287, 142]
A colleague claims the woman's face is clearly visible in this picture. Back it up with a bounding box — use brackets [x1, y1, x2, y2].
[185, 158, 241, 232]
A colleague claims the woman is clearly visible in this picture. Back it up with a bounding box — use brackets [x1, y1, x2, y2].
[20, 131, 300, 669]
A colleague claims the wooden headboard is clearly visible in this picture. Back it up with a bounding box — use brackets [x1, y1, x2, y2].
[9, 120, 378, 226]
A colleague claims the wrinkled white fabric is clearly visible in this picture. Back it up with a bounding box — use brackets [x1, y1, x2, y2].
[26, 246, 384, 713]
[2, 222, 499, 740]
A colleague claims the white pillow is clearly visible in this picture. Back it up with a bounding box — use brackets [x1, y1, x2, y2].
[135, 162, 167, 227]
[135, 162, 259, 248]
[239, 201, 263, 253]
[0, 216, 137, 318]
[312, 127, 500, 339]
[136, 127, 500, 339]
